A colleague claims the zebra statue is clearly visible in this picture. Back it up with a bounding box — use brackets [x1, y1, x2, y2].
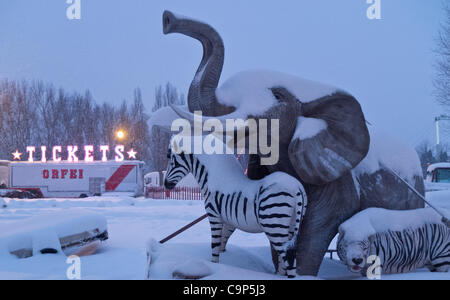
[337, 207, 450, 276]
[164, 144, 307, 278]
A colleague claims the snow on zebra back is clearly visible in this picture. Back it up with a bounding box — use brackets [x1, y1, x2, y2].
[164, 143, 308, 278]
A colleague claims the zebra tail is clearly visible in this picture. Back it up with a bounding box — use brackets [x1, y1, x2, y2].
[289, 188, 307, 249]
[283, 188, 307, 273]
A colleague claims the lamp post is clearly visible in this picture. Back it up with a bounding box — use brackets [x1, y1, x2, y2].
[435, 115, 450, 156]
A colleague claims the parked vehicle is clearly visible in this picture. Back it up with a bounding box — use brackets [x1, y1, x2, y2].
[425, 163, 450, 192]
[0, 160, 145, 198]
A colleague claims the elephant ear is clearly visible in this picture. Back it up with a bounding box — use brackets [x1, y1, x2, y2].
[288, 93, 370, 185]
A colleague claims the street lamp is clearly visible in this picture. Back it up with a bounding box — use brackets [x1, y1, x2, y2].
[116, 130, 126, 140]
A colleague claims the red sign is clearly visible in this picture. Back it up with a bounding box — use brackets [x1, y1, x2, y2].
[42, 169, 84, 179]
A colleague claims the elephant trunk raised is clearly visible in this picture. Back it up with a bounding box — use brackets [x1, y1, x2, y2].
[163, 11, 234, 116]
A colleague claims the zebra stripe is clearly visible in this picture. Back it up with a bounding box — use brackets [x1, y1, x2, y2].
[165, 150, 308, 278]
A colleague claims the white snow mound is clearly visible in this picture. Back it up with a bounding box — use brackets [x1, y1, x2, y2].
[172, 259, 213, 279]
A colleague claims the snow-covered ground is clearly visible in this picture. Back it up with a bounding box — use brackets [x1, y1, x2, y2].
[0, 192, 449, 280]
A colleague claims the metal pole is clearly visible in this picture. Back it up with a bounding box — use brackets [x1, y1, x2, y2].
[159, 214, 208, 244]
[380, 163, 449, 227]
[436, 117, 440, 146]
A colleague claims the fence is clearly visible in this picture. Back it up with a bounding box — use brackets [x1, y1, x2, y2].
[145, 186, 203, 200]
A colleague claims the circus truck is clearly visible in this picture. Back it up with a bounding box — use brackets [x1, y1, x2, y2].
[0, 145, 145, 198]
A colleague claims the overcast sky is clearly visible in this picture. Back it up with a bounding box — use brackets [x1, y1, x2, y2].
[0, 1, 445, 147]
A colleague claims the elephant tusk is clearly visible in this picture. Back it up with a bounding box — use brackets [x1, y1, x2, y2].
[169, 104, 196, 126]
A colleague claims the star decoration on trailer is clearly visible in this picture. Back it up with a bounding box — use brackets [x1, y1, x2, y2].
[127, 149, 137, 159]
[11, 145, 138, 162]
[12, 150, 22, 160]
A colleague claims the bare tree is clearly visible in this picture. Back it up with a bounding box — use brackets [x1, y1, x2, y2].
[149, 125, 172, 182]
[434, 4, 450, 108]
[0, 78, 183, 174]
[416, 140, 450, 176]
[129, 89, 151, 164]
[152, 82, 185, 112]
[0, 80, 38, 158]
[148, 82, 186, 174]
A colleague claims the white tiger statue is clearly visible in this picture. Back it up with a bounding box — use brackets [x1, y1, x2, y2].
[337, 207, 450, 276]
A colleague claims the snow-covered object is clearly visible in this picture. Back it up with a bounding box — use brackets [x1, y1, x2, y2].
[31, 230, 62, 256]
[424, 163, 450, 191]
[216, 70, 345, 118]
[0, 210, 107, 258]
[337, 207, 450, 275]
[339, 207, 445, 242]
[165, 143, 307, 277]
[427, 163, 450, 174]
[353, 127, 423, 181]
[144, 172, 160, 187]
[293, 117, 328, 140]
[425, 181, 450, 193]
[149, 105, 188, 130]
[7, 160, 144, 198]
[172, 259, 213, 279]
[0, 196, 448, 279]
[71, 241, 101, 257]
[145, 238, 161, 279]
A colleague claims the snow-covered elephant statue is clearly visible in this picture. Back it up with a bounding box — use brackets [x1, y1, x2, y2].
[161, 10, 425, 276]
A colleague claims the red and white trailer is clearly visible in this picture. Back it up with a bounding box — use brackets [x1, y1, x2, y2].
[0, 160, 145, 198]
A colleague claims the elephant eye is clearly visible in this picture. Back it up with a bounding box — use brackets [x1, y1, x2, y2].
[272, 90, 282, 100]
[270, 87, 301, 106]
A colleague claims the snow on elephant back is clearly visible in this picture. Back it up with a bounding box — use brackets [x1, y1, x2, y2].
[159, 10, 425, 276]
[353, 127, 425, 210]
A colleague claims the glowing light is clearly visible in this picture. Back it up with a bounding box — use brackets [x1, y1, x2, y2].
[13, 144, 138, 163]
[53, 146, 62, 162]
[41, 146, 47, 163]
[100, 145, 110, 162]
[116, 130, 126, 140]
[115, 145, 125, 162]
[84, 145, 94, 162]
[127, 148, 137, 159]
[12, 150, 22, 160]
[26, 146, 36, 162]
[67, 146, 79, 163]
